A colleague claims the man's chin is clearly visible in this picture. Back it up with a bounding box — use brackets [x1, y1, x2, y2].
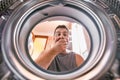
[61, 50, 68, 54]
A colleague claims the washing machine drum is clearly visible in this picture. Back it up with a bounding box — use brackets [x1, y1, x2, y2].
[1, 0, 117, 80]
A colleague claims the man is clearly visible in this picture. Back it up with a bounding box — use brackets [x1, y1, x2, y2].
[35, 25, 84, 72]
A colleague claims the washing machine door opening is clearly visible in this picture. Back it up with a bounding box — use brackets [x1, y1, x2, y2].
[1, 0, 117, 80]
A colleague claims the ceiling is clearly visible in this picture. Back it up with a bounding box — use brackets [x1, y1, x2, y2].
[32, 20, 71, 36]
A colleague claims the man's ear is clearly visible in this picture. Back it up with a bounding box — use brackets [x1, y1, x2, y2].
[68, 35, 70, 41]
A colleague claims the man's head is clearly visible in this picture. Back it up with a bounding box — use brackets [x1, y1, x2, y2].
[54, 25, 69, 42]
[53, 25, 69, 53]
[54, 25, 69, 34]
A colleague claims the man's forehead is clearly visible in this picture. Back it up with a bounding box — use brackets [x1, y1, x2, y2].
[55, 28, 69, 33]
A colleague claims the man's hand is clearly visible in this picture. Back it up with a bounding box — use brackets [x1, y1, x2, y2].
[52, 38, 68, 54]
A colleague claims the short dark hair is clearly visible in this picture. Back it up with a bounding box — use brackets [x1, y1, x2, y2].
[54, 25, 69, 34]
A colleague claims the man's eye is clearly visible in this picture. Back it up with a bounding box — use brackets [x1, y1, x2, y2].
[56, 33, 60, 36]
[63, 34, 68, 36]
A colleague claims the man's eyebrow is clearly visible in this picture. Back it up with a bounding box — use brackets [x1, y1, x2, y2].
[55, 32, 60, 33]
[63, 31, 69, 33]
[55, 32, 68, 33]
[63, 31, 68, 33]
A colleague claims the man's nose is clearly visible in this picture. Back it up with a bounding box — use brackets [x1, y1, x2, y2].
[59, 34, 64, 38]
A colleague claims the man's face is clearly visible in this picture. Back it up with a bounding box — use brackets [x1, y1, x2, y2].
[54, 28, 69, 44]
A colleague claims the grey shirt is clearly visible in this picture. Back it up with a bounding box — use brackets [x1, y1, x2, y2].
[47, 52, 77, 72]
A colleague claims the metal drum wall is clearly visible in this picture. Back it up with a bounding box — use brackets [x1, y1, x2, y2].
[0, 0, 119, 80]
